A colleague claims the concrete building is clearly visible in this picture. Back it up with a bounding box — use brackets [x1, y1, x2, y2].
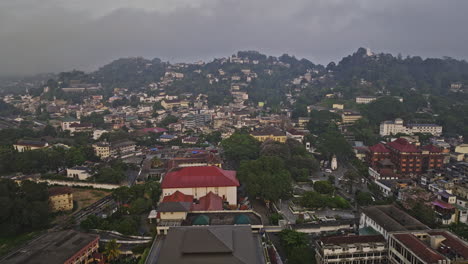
[250, 126, 287, 143]
[67, 166, 92, 180]
[6, 230, 99, 264]
[359, 205, 429, 239]
[388, 230, 468, 263]
[92, 142, 110, 159]
[13, 139, 49, 152]
[341, 111, 362, 124]
[356, 96, 377, 104]
[49, 186, 73, 212]
[315, 235, 387, 264]
[60, 116, 80, 131]
[380, 119, 443, 137]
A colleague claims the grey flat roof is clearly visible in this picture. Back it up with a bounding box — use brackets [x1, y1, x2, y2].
[5, 230, 98, 264]
[155, 226, 260, 264]
[362, 205, 429, 232]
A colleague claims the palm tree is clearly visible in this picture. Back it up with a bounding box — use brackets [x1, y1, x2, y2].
[104, 239, 122, 262]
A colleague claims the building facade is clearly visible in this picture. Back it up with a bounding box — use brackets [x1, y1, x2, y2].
[315, 235, 387, 264]
[49, 187, 73, 212]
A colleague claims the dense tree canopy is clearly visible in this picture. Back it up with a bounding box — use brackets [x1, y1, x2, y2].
[238, 156, 292, 201]
[0, 180, 51, 236]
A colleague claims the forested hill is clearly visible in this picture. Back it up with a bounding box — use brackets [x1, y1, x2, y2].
[329, 47, 468, 97]
[15, 48, 468, 106]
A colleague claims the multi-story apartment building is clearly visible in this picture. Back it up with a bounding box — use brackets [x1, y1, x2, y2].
[49, 187, 73, 212]
[92, 140, 136, 158]
[315, 235, 387, 264]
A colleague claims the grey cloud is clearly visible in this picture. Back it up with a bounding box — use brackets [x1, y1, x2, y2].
[1, 0, 468, 76]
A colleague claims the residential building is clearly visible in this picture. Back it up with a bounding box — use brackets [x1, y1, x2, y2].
[92, 142, 111, 159]
[315, 235, 387, 264]
[154, 226, 264, 264]
[161, 99, 189, 110]
[7, 230, 99, 264]
[67, 166, 92, 180]
[432, 200, 456, 225]
[13, 139, 49, 152]
[356, 96, 377, 104]
[359, 205, 429, 239]
[250, 126, 287, 143]
[388, 230, 468, 263]
[341, 111, 362, 124]
[161, 166, 239, 206]
[60, 116, 80, 131]
[49, 187, 73, 212]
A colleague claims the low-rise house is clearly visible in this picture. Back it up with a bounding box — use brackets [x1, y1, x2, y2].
[49, 187, 73, 212]
[67, 166, 92, 180]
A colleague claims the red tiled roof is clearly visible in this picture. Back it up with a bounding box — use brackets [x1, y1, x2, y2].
[161, 166, 239, 188]
[393, 234, 446, 263]
[369, 143, 390, 153]
[320, 235, 385, 245]
[428, 231, 468, 259]
[48, 186, 72, 196]
[387, 138, 420, 153]
[191, 192, 223, 211]
[421, 144, 442, 153]
[162, 191, 193, 203]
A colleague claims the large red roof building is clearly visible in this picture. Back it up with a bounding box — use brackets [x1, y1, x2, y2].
[367, 138, 444, 175]
[161, 166, 239, 206]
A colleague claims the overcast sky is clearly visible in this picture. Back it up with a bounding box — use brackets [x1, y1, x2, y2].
[1, 0, 468, 76]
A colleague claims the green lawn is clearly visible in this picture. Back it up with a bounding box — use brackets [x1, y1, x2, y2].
[0, 231, 42, 257]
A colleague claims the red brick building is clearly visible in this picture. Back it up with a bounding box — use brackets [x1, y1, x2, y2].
[367, 138, 444, 175]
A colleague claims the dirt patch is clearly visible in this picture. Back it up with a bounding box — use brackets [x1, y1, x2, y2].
[73, 188, 111, 210]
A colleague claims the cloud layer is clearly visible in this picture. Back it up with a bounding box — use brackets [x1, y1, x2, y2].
[1, 0, 468, 76]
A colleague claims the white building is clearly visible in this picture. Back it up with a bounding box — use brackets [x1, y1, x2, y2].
[355, 96, 377, 104]
[67, 166, 92, 180]
[379, 118, 442, 136]
[161, 166, 239, 206]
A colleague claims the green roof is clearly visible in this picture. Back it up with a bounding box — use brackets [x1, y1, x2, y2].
[192, 215, 210, 225]
[234, 214, 251, 225]
[359, 226, 380, 236]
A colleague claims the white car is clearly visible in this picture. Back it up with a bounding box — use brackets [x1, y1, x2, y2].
[325, 169, 332, 173]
